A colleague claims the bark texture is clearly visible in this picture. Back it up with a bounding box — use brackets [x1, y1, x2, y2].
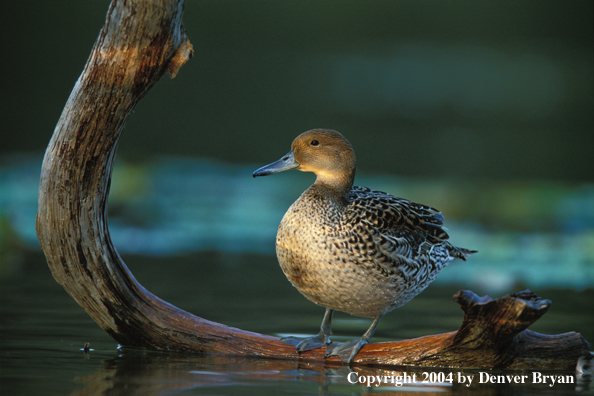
[36, 0, 591, 370]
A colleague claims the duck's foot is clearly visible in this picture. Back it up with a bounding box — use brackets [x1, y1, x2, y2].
[281, 333, 330, 352]
[325, 338, 368, 363]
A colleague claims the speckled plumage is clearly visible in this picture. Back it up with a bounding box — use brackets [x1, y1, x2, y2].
[276, 184, 471, 318]
[253, 129, 476, 363]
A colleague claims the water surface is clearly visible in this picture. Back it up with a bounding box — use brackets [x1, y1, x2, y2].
[0, 250, 591, 395]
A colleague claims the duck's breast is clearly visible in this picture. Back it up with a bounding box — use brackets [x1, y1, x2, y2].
[275, 193, 412, 317]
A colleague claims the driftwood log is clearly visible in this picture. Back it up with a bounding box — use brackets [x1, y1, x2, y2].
[36, 0, 590, 370]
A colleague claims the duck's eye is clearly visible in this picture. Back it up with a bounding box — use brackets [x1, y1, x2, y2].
[310, 140, 319, 146]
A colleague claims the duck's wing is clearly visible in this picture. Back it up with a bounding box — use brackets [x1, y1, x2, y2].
[348, 186, 449, 244]
[346, 186, 474, 267]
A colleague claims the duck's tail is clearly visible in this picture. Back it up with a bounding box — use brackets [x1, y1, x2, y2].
[451, 246, 478, 261]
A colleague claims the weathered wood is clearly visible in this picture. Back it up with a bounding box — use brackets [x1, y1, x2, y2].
[350, 290, 590, 369]
[36, 0, 591, 370]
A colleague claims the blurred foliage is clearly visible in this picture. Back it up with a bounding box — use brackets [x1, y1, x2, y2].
[1, 156, 592, 291]
[0, 0, 592, 181]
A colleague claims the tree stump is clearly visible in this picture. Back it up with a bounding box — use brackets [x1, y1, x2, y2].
[36, 0, 591, 370]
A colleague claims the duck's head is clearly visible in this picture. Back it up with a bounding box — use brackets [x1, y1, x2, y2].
[253, 129, 356, 193]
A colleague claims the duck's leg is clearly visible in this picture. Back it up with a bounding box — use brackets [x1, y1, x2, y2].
[281, 308, 334, 352]
[325, 314, 384, 364]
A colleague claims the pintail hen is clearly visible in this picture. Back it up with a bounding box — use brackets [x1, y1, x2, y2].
[253, 129, 476, 363]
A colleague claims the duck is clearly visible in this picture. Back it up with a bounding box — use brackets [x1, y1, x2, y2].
[253, 129, 476, 363]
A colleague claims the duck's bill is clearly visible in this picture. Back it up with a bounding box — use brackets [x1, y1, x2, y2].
[253, 150, 299, 177]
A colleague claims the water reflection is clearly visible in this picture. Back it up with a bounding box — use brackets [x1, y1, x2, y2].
[67, 350, 584, 396]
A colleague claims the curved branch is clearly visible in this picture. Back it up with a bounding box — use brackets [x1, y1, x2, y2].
[36, 0, 591, 370]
